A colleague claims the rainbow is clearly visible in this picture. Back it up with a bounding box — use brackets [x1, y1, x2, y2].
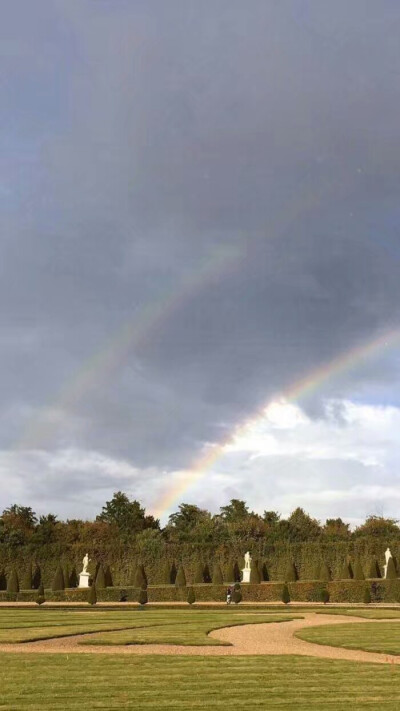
[151, 326, 400, 518]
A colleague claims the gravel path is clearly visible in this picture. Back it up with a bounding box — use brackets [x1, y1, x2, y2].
[0, 614, 398, 665]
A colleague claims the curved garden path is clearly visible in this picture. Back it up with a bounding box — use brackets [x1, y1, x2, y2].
[0, 613, 399, 665]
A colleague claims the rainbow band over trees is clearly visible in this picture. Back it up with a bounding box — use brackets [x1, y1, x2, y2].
[151, 325, 400, 519]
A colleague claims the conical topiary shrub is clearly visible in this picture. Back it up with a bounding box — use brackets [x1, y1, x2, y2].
[36, 582, 45, 605]
[282, 584, 290, 604]
[138, 588, 148, 606]
[233, 560, 241, 582]
[175, 565, 187, 587]
[320, 588, 330, 604]
[63, 565, 70, 588]
[203, 563, 212, 583]
[352, 559, 365, 581]
[339, 561, 353, 580]
[22, 562, 33, 590]
[134, 564, 147, 589]
[104, 565, 113, 587]
[161, 560, 172, 585]
[0, 568, 6, 590]
[187, 586, 195, 605]
[7, 567, 19, 593]
[170, 562, 177, 584]
[52, 565, 65, 591]
[367, 559, 380, 579]
[386, 557, 397, 579]
[261, 562, 269, 582]
[212, 562, 224, 585]
[69, 566, 78, 588]
[193, 560, 204, 584]
[250, 564, 261, 584]
[88, 583, 97, 605]
[319, 562, 331, 582]
[32, 564, 41, 589]
[224, 562, 235, 583]
[95, 565, 106, 589]
[363, 587, 372, 604]
[312, 563, 321, 580]
[284, 562, 298, 582]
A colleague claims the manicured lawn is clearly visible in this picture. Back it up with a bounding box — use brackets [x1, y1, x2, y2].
[0, 653, 400, 710]
[0, 608, 298, 645]
[317, 609, 400, 619]
[297, 621, 400, 655]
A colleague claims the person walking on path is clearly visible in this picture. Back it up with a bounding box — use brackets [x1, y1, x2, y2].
[226, 586, 232, 605]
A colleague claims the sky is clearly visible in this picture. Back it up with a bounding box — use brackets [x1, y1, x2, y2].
[1, 0, 400, 525]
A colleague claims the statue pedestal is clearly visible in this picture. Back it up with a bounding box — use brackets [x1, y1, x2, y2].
[79, 572, 90, 588]
[242, 568, 251, 583]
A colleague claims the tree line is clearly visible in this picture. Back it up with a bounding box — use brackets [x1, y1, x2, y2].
[0, 492, 398, 548]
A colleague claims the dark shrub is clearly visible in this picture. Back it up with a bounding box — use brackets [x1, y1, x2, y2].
[320, 588, 330, 604]
[7, 568, 19, 593]
[250, 564, 261, 584]
[187, 586, 195, 605]
[104, 565, 113, 587]
[95, 565, 106, 589]
[352, 559, 365, 580]
[52, 565, 65, 591]
[284, 563, 298, 582]
[261, 562, 269, 582]
[69, 566, 78, 588]
[170, 561, 177, 584]
[32, 564, 41, 589]
[175, 565, 187, 587]
[203, 563, 212, 583]
[319, 563, 331, 582]
[339, 561, 353, 580]
[135, 564, 147, 589]
[22, 562, 33, 590]
[0, 569, 6, 590]
[363, 587, 371, 604]
[232, 585, 242, 604]
[282, 584, 290, 604]
[367, 559, 380, 579]
[138, 588, 148, 605]
[233, 561, 241, 582]
[88, 583, 97, 605]
[386, 557, 397, 579]
[36, 582, 45, 605]
[212, 562, 224, 585]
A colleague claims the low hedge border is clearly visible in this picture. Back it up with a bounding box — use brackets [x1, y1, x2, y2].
[0, 579, 399, 603]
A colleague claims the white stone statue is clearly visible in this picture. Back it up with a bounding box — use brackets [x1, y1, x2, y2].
[244, 551, 252, 570]
[383, 547, 393, 579]
[82, 553, 90, 574]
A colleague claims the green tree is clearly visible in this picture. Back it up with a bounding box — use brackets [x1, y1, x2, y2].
[219, 499, 249, 521]
[352, 559, 365, 580]
[175, 565, 187, 587]
[0, 568, 6, 590]
[104, 565, 113, 587]
[232, 585, 242, 604]
[32, 564, 41, 589]
[88, 583, 97, 605]
[166, 504, 212, 541]
[224, 561, 235, 583]
[134, 564, 147, 589]
[250, 563, 261, 583]
[22, 562, 33, 590]
[354, 515, 400, 538]
[95, 565, 106, 589]
[323, 518, 350, 539]
[36, 583, 45, 605]
[187, 586, 195, 605]
[52, 565, 65, 591]
[33, 514, 58, 544]
[97, 492, 159, 537]
[287, 508, 321, 541]
[320, 588, 330, 604]
[138, 588, 148, 605]
[7, 567, 19, 593]
[69, 566, 78, 588]
[212, 562, 224, 585]
[363, 587, 372, 604]
[386, 557, 397, 579]
[282, 584, 290, 604]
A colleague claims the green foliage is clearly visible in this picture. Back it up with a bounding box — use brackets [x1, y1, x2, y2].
[192, 560, 204, 583]
[233, 561, 241, 582]
[95, 564, 106, 588]
[339, 560, 353, 580]
[175, 565, 187, 587]
[386, 557, 397, 579]
[320, 588, 330, 604]
[36, 582, 45, 605]
[96, 492, 159, 538]
[354, 515, 399, 538]
[32, 564, 41, 589]
[21, 562, 33, 590]
[219, 499, 249, 521]
[138, 588, 148, 605]
[232, 585, 242, 604]
[260, 561, 269, 581]
[187, 586, 195, 605]
[363, 587, 371, 604]
[352, 558, 365, 580]
[170, 561, 177, 584]
[161, 560, 172, 584]
[134, 564, 147, 589]
[52, 565, 65, 591]
[281, 584, 290, 604]
[0, 568, 6, 590]
[104, 564, 113, 587]
[7, 567, 19, 593]
[287, 508, 321, 541]
[367, 559, 380, 579]
[69, 566, 78, 588]
[284, 562, 298, 582]
[250, 563, 261, 583]
[212, 561, 224, 585]
[319, 562, 331, 581]
[312, 562, 321, 580]
[88, 583, 97, 605]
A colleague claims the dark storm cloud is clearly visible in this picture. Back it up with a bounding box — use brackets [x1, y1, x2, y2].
[1, 1, 400, 515]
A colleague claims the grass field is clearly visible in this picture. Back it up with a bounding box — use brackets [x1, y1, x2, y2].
[297, 621, 400, 655]
[317, 609, 400, 619]
[1, 652, 400, 710]
[0, 608, 299, 645]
